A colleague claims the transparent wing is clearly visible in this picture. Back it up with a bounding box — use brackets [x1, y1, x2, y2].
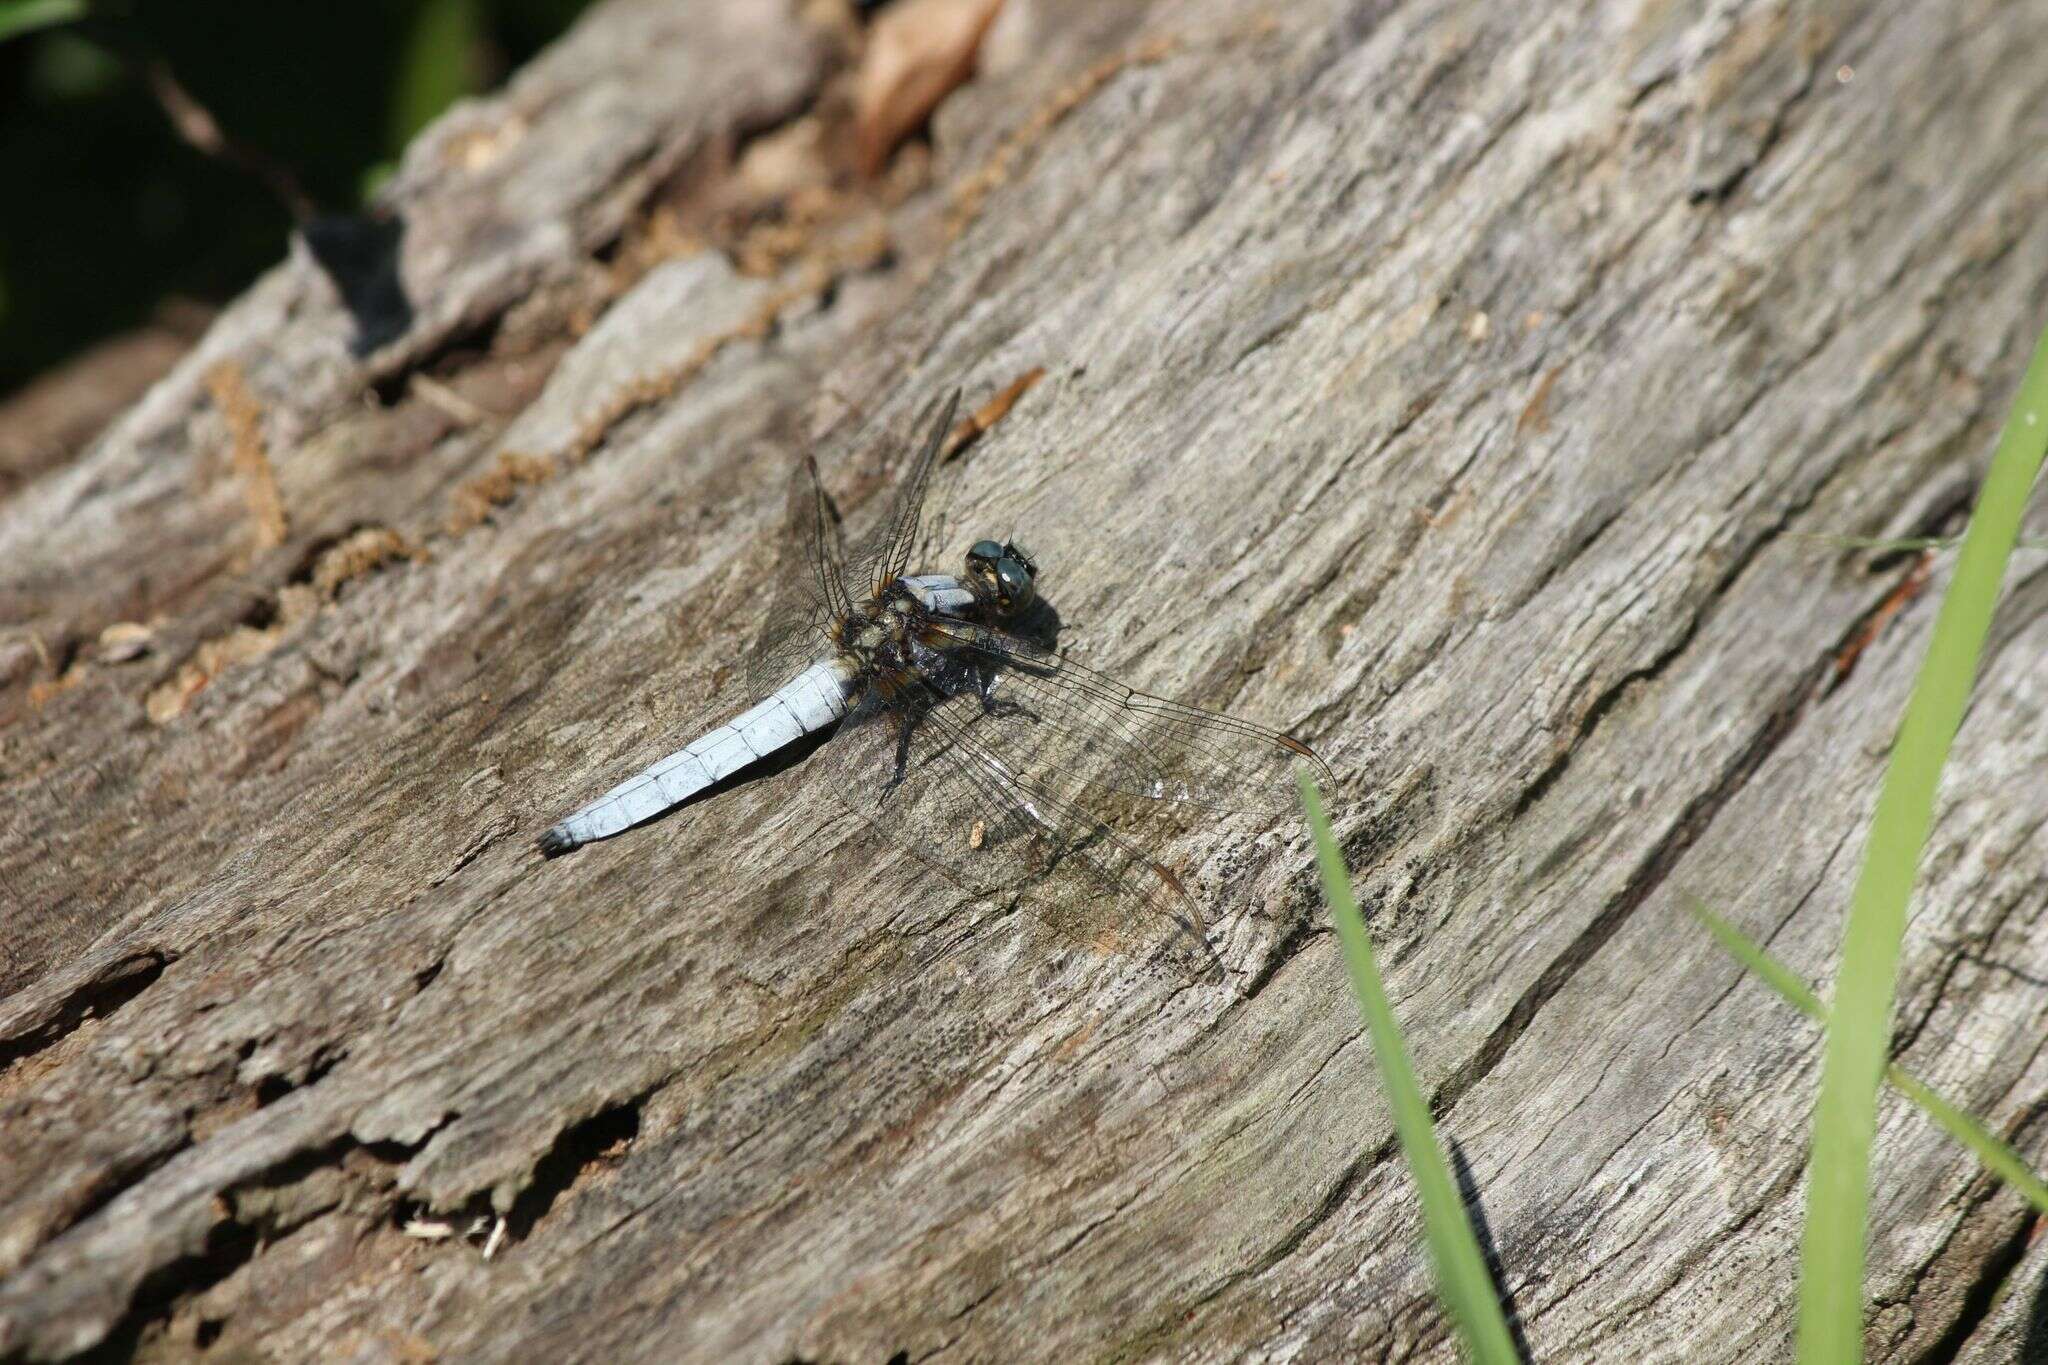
[922, 619, 1335, 812]
[806, 677, 1227, 985]
[746, 455, 848, 697]
[845, 389, 960, 601]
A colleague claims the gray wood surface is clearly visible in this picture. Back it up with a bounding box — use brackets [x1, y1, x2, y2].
[5, 0, 2048, 1359]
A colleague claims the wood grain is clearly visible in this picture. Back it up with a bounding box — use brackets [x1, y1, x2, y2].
[5, 0, 2048, 1359]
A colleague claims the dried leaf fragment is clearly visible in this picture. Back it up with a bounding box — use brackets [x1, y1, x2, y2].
[97, 621, 155, 664]
[447, 451, 559, 533]
[205, 361, 289, 549]
[734, 115, 833, 205]
[391, 1333, 440, 1364]
[144, 623, 289, 724]
[1834, 551, 1935, 682]
[409, 374, 494, 427]
[1516, 363, 1563, 436]
[853, 0, 1006, 176]
[27, 667, 84, 710]
[944, 367, 1045, 459]
[311, 527, 424, 597]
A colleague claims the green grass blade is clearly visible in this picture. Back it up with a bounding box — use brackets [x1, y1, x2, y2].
[1796, 322, 2048, 1363]
[1688, 900, 2048, 1215]
[1300, 772, 1521, 1365]
[1690, 900, 1831, 1024]
[389, 0, 483, 151]
[1791, 532, 2048, 554]
[1881, 1072, 2048, 1214]
[0, 0, 87, 43]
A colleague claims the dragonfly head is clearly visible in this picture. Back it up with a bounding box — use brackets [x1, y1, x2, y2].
[967, 538, 1038, 615]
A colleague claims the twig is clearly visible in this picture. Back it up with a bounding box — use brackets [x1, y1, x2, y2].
[144, 59, 316, 223]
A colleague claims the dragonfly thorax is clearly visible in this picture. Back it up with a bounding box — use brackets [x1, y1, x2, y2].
[835, 591, 925, 668]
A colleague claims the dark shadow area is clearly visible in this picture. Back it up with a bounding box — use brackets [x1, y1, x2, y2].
[2018, 1242, 2048, 1363]
[300, 212, 412, 357]
[502, 1097, 643, 1238]
[998, 591, 1063, 652]
[1914, 1207, 2038, 1362]
[0, 948, 171, 1076]
[0, 1, 596, 397]
[1446, 1137, 1534, 1364]
[75, 1135, 366, 1363]
[76, 1216, 260, 1364]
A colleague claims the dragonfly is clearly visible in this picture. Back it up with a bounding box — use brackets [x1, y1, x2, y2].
[538, 389, 1333, 981]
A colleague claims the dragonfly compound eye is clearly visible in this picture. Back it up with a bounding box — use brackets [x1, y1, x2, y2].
[967, 539, 1006, 572]
[995, 557, 1035, 611]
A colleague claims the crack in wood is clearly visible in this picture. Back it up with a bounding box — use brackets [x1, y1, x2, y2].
[0, 949, 174, 1080]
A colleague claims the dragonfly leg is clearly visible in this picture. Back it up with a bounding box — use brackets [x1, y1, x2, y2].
[879, 713, 915, 799]
[973, 668, 1039, 726]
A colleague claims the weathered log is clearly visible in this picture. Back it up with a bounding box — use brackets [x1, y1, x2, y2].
[5, 0, 2048, 1359]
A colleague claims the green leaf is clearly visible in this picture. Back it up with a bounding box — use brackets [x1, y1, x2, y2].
[1688, 899, 2048, 1217]
[0, 0, 87, 44]
[1795, 319, 2048, 1363]
[1300, 772, 1522, 1365]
